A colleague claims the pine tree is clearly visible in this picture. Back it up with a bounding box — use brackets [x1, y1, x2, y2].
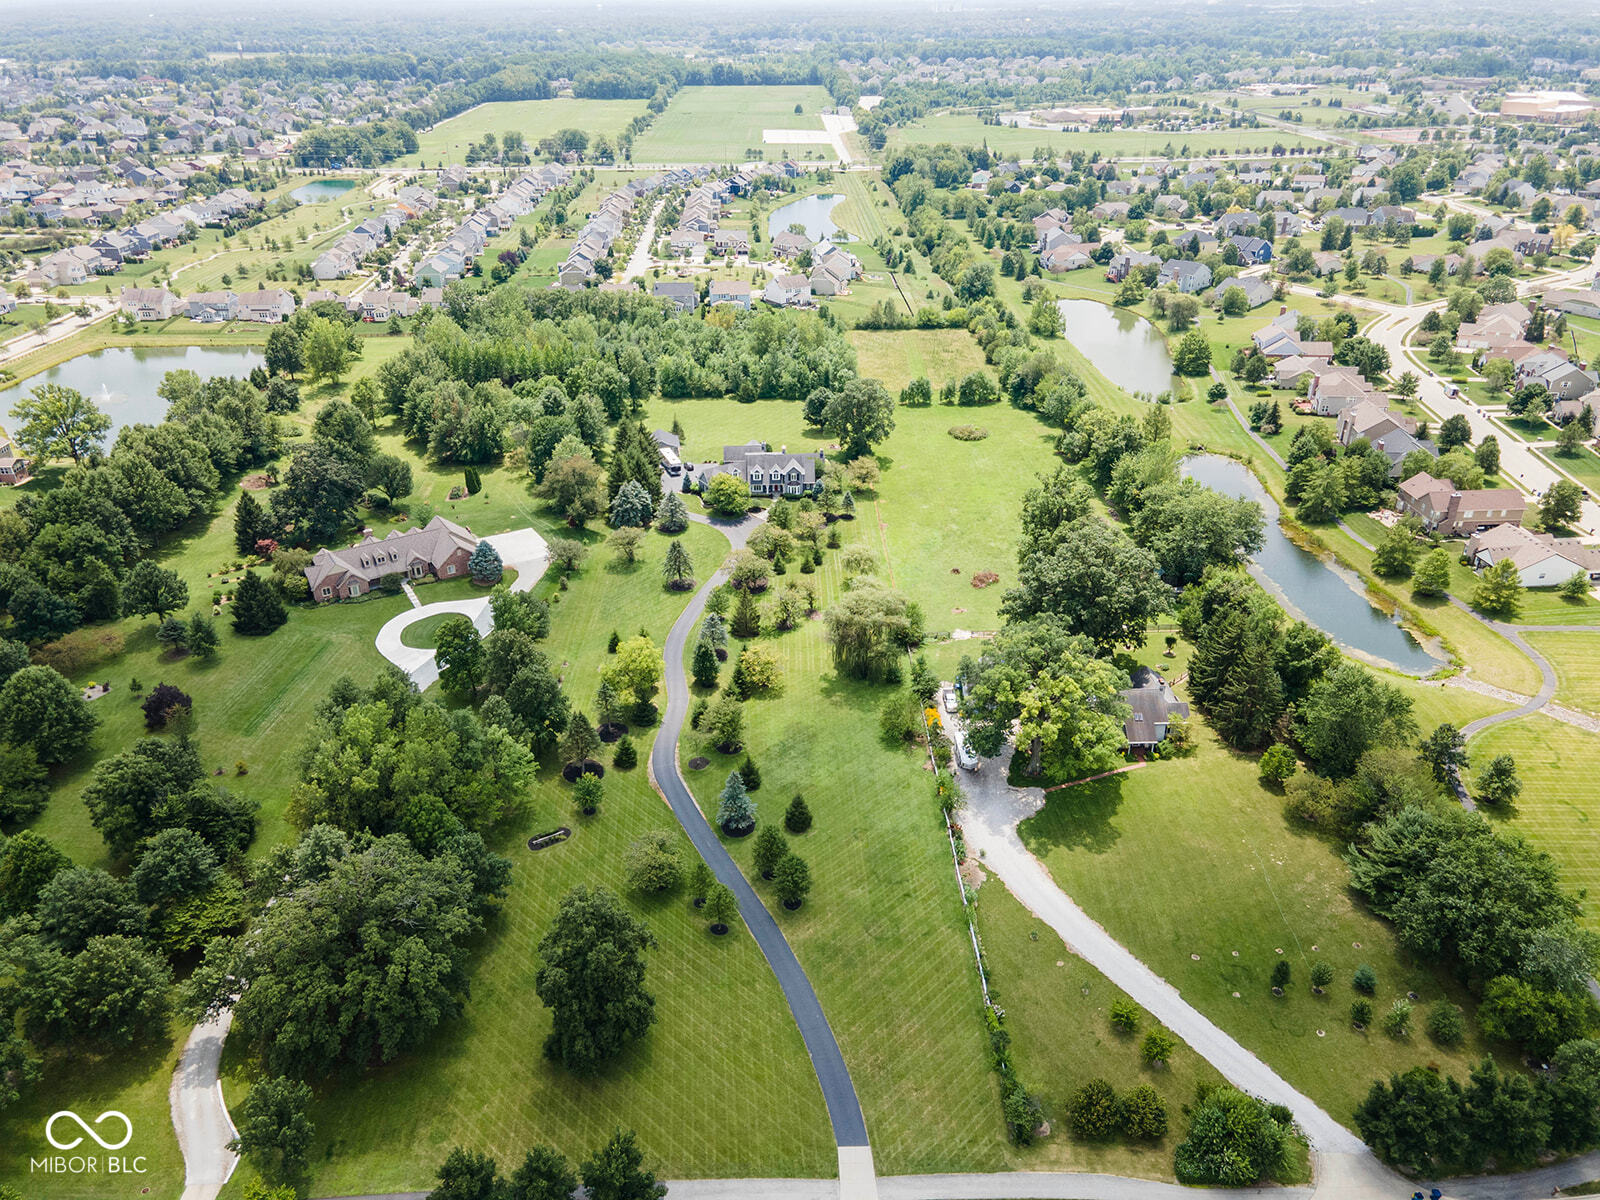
[468, 540, 504, 584]
[691, 639, 719, 688]
[657, 492, 689, 534]
[752, 826, 788, 879]
[156, 616, 189, 653]
[772, 853, 812, 909]
[187, 612, 220, 660]
[562, 709, 599, 768]
[739, 754, 761, 791]
[231, 571, 287, 635]
[463, 466, 481, 495]
[687, 860, 714, 906]
[609, 479, 654, 528]
[731, 589, 761, 638]
[234, 490, 269, 556]
[716, 770, 755, 835]
[784, 794, 812, 834]
[661, 539, 694, 589]
[612, 736, 637, 769]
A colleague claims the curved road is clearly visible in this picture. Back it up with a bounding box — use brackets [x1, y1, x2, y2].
[648, 511, 876, 1197]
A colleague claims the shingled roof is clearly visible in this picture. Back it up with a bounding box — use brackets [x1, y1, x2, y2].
[304, 515, 476, 595]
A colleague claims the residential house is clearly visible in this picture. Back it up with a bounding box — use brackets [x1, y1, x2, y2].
[1159, 259, 1212, 293]
[763, 274, 811, 307]
[1395, 471, 1526, 536]
[771, 230, 812, 259]
[1120, 666, 1189, 752]
[698, 441, 824, 498]
[1307, 366, 1375, 416]
[1466, 524, 1600, 588]
[1228, 235, 1272, 265]
[1041, 246, 1093, 273]
[1106, 249, 1160, 282]
[304, 516, 479, 601]
[707, 280, 753, 310]
[0, 428, 31, 485]
[1224, 276, 1276, 310]
[184, 290, 239, 322]
[238, 289, 295, 323]
[119, 286, 176, 321]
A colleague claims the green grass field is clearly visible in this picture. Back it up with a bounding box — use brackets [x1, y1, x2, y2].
[1470, 717, 1600, 931]
[884, 114, 1328, 159]
[631, 86, 837, 164]
[1525, 631, 1600, 714]
[400, 99, 651, 168]
[1018, 722, 1517, 1129]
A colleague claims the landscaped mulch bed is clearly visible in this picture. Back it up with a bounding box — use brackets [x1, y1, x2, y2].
[687, 756, 710, 770]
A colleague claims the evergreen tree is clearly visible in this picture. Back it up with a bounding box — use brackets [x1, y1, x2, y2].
[687, 860, 713, 905]
[731, 589, 761, 638]
[156, 615, 189, 654]
[468, 540, 504, 584]
[661, 539, 693, 588]
[704, 881, 738, 933]
[231, 571, 287, 635]
[656, 492, 689, 534]
[784, 794, 813, 834]
[752, 826, 788, 879]
[609, 479, 654, 528]
[612, 736, 637, 769]
[1189, 608, 1283, 749]
[772, 852, 812, 909]
[562, 709, 599, 767]
[691, 639, 719, 688]
[187, 613, 220, 660]
[233, 490, 270, 556]
[463, 466, 482, 495]
[739, 754, 761, 791]
[715, 770, 755, 835]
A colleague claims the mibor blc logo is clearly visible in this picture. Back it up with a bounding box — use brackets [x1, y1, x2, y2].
[31, 1110, 147, 1175]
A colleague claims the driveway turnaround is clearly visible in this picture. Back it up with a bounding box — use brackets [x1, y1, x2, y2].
[648, 512, 877, 1200]
[372, 526, 549, 688]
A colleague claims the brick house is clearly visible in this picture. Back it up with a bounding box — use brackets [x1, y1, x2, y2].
[304, 516, 478, 601]
[1396, 472, 1526, 536]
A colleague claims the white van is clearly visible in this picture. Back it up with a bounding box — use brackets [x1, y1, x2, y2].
[955, 735, 980, 772]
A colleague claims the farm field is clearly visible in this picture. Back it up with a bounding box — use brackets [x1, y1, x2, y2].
[884, 113, 1328, 158]
[1017, 719, 1518, 1129]
[1471, 717, 1600, 931]
[399, 98, 650, 167]
[631, 86, 837, 164]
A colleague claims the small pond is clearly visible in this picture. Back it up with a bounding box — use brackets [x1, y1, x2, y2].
[291, 178, 357, 204]
[768, 193, 852, 243]
[1056, 298, 1178, 396]
[8, 346, 265, 444]
[1181, 454, 1444, 675]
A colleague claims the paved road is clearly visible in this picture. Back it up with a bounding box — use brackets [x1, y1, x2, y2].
[622, 198, 666, 282]
[170, 1011, 239, 1200]
[648, 511, 876, 1199]
[0, 297, 115, 367]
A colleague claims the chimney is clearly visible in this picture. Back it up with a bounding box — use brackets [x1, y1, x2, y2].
[1279, 304, 1288, 315]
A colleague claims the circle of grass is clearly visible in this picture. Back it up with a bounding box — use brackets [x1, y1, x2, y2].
[400, 612, 460, 649]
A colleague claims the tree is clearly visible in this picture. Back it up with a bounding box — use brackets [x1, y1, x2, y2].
[661, 539, 694, 589]
[623, 831, 681, 894]
[1541, 479, 1583, 531]
[656, 492, 689, 533]
[186, 835, 485, 1076]
[231, 570, 288, 635]
[264, 324, 304, 379]
[1271, 960, 1291, 990]
[468, 541, 503, 585]
[784, 794, 813, 834]
[141, 681, 193, 730]
[1372, 521, 1419, 578]
[302, 316, 353, 385]
[691, 639, 719, 689]
[535, 887, 657, 1072]
[507, 1147, 579, 1200]
[716, 769, 755, 835]
[0, 665, 95, 764]
[188, 612, 220, 660]
[1427, 1001, 1465, 1046]
[1174, 1086, 1294, 1186]
[434, 616, 485, 701]
[1259, 743, 1297, 785]
[561, 708, 599, 769]
[700, 694, 744, 752]
[228, 1076, 314, 1181]
[1171, 330, 1212, 376]
[1354, 1066, 1465, 1173]
[704, 473, 749, 517]
[429, 1147, 501, 1200]
[13, 384, 111, 464]
[234, 491, 272, 557]
[1476, 435, 1501, 477]
[580, 1127, 666, 1200]
[1141, 1028, 1176, 1066]
[771, 852, 812, 909]
[822, 378, 896, 458]
[1120, 1084, 1169, 1139]
[1412, 548, 1453, 597]
[1418, 722, 1469, 783]
[1002, 516, 1170, 652]
[1472, 558, 1522, 617]
[609, 480, 654, 528]
[0, 829, 69, 917]
[731, 588, 761, 638]
[1476, 754, 1522, 806]
[0, 741, 49, 822]
[56, 934, 174, 1048]
[573, 773, 602, 817]
[130, 826, 217, 906]
[1557, 417, 1588, 457]
[122, 559, 189, 621]
[157, 616, 189, 655]
[1295, 664, 1416, 777]
[34, 865, 144, 952]
[752, 826, 788, 880]
[605, 636, 662, 714]
[704, 882, 738, 933]
[540, 454, 607, 527]
[1070, 1078, 1121, 1138]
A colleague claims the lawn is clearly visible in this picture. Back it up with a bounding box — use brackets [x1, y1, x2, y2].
[1017, 723, 1517, 1129]
[1524, 630, 1600, 714]
[1471, 717, 1600, 931]
[973, 879, 1225, 1179]
[883, 114, 1327, 159]
[631, 86, 837, 164]
[399, 99, 651, 167]
[400, 610, 458, 648]
[208, 517, 840, 1196]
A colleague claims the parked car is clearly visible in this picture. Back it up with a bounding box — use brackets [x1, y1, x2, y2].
[942, 689, 958, 713]
[955, 735, 979, 772]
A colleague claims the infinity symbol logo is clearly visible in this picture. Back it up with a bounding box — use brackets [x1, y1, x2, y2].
[45, 1110, 133, 1151]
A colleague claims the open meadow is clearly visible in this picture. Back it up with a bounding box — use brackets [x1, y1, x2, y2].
[631, 86, 837, 164]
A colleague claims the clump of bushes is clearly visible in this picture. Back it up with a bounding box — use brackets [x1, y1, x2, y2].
[948, 425, 989, 441]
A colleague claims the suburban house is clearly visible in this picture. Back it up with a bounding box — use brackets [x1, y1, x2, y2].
[1466, 524, 1600, 588]
[0, 428, 31, 485]
[652, 280, 699, 312]
[708, 280, 752, 310]
[238, 289, 296, 323]
[1120, 666, 1189, 752]
[1228, 235, 1272, 264]
[185, 290, 239, 323]
[304, 516, 479, 602]
[1307, 367, 1376, 416]
[697, 441, 824, 498]
[763, 274, 811, 308]
[119, 286, 176, 321]
[1226, 276, 1276, 310]
[1158, 259, 1212, 293]
[1395, 472, 1526, 536]
[1041, 245, 1093, 273]
[1335, 400, 1434, 476]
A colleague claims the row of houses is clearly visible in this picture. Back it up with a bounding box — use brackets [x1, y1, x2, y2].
[415, 163, 572, 288]
[304, 286, 444, 322]
[666, 178, 750, 258]
[119, 285, 295, 324]
[28, 187, 262, 287]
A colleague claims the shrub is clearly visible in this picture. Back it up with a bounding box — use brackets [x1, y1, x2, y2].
[752, 826, 788, 880]
[1258, 743, 1297, 785]
[1141, 1028, 1176, 1066]
[1119, 1083, 1169, 1140]
[1425, 1000, 1464, 1046]
[784, 795, 812, 833]
[1109, 998, 1140, 1034]
[142, 682, 193, 730]
[1310, 961, 1334, 992]
[1383, 998, 1413, 1039]
[948, 425, 989, 441]
[1270, 960, 1291, 991]
[1069, 1078, 1120, 1139]
[612, 736, 637, 769]
[623, 831, 681, 893]
[1351, 999, 1373, 1028]
[1353, 964, 1377, 995]
[739, 754, 761, 791]
[1002, 1083, 1043, 1145]
[573, 773, 602, 816]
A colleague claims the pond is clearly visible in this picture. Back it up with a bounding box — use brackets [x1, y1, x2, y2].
[291, 178, 357, 204]
[1181, 454, 1444, 675]
[7, 345, 265, 444]
[768, 193, 852, 243]
[1056, 298, 1178, 396]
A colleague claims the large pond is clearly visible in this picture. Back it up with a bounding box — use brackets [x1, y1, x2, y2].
[291, 178, 357, 204]
[1056, 298, 1178, 396]
[768, 193, 852, 242]
[8, 346, 265, 444]
[1181, 454, 1443, 674]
